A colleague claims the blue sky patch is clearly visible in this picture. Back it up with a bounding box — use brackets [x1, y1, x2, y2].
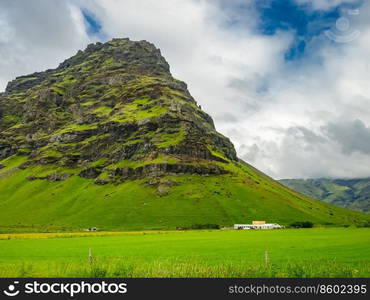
[256, 0, 340, 60]
[82, 9, 102, 36]
[253, 0, 363, 60]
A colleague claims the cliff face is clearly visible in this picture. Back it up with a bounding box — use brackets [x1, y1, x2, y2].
[0, 38, 236, 184]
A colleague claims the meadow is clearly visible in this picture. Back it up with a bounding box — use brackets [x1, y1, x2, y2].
[0, 228, 369, 278]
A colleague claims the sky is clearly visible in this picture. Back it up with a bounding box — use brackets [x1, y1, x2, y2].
[0, 0, 369, 179]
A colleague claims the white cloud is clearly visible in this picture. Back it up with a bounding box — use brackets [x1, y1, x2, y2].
[77, 0, 292, 109]
[0, 0, 91, 91]
[235, 2, 370, 179]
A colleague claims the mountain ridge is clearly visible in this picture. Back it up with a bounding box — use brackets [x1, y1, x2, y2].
[279, 178, 370, 213]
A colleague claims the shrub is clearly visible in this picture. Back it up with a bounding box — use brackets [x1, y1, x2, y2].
[289, 221, 314, 228]
[180, 224, 221, 230]
[358, 221, 370, 228]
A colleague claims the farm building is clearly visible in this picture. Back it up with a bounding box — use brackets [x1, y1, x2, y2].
[234, 221, 283, 230]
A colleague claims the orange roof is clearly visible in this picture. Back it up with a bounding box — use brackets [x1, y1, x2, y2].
[252, 221, 266, 225]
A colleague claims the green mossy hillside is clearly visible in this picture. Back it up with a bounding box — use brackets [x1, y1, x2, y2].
[0, 154, 368, 232]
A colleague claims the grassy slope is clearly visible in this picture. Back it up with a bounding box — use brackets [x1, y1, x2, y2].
[0, 155, 369, 232]
[0, 228, 369, 277]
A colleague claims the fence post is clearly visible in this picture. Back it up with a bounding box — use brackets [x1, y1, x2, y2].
[264, 250, 269, 264]
[89, 248, 93, 263]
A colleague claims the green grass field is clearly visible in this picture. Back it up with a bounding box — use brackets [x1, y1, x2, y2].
[0, 228, 369, 278]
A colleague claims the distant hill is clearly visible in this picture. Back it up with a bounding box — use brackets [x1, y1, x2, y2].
[0, 38, 369, 232]
[279, 178, 370, 213]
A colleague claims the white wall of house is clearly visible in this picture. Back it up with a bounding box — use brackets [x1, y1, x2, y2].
[234, 224, 283, 230]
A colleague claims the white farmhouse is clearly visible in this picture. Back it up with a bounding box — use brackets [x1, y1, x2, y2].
[234, 221, 283, 230]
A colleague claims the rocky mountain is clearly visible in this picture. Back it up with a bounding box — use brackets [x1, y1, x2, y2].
[0, 38, 369, 232]
[279, 178, 370, 213]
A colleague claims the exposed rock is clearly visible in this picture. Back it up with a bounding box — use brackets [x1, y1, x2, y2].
[156, 179, 178, 196]
[95, 177, 110, 185]
[0, 144, 17, 160]
[46, 172, 71, 182]
[27, 176, 45, 181]
[107, 163, 228, 183]
[18, 162, 31, 170]
[37, 157, 60, 165]
[59, 155, 80, 168]
[114, 142, 155, 161]
[27, 172, 71, 182]
[49, 129, 98, 144]
[0, 38, 238, 184]
[157, 184, 170, 196]
[5, 74, 48, 94]
[79, 167, 102, 179]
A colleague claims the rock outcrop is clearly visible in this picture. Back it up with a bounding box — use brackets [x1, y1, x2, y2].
[0, 38, 237, 183]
